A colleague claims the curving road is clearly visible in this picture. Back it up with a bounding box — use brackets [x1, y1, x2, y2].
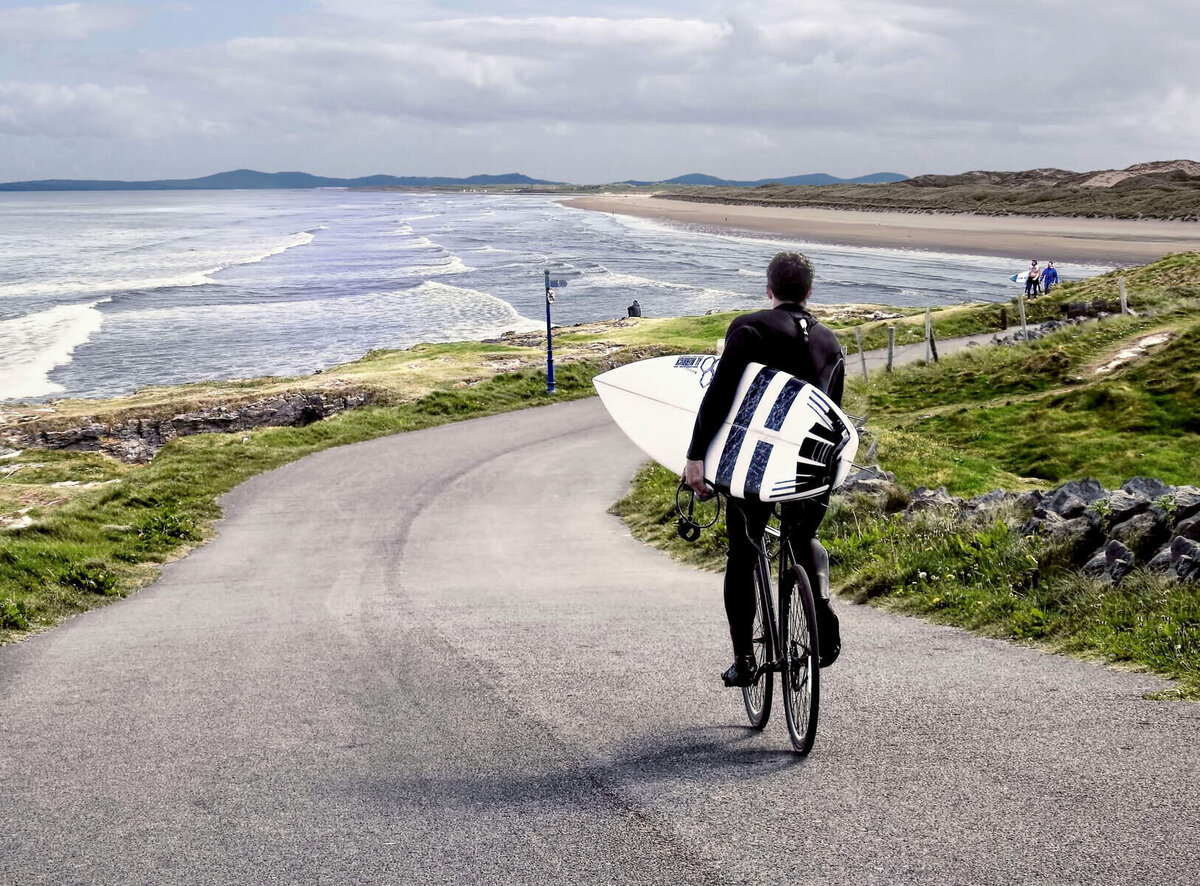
[2, 398, 1198, 884]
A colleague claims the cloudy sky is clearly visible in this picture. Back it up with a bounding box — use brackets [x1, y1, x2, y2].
[1, 0, 1197, 183]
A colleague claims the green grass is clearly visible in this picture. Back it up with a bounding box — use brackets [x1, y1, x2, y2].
[0, 362, 602, 641]
[873, 322, 1200, 488]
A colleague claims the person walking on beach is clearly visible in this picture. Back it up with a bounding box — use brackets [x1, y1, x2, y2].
[1025, 260, 1040, 298]
[1039, 261, 1058, 294]
[682, 251, 844, 687]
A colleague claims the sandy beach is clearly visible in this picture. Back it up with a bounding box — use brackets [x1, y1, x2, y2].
[566, 195, 1200, 264]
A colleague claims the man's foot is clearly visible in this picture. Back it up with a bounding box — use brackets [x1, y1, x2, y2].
[815, 597, 841, 668]
[721, 654, 757, 687]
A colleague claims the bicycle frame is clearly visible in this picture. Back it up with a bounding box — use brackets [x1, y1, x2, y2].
[751, 520, 792, 681]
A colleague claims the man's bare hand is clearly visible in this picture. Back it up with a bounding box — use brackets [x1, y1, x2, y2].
[683, 459, 714, 500]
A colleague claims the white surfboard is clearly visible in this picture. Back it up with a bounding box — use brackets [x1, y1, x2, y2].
[593, 355, 859, 502]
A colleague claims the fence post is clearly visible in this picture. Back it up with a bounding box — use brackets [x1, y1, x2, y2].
[1017, 293, 1028, 341]
[854, 327, 869, 381]
[1119, 276, 1129, 314]
[886, 326, 895, 372]
[924, 308, 932, 364]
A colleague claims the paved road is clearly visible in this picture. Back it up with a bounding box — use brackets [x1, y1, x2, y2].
[2, 398, 1198, 884]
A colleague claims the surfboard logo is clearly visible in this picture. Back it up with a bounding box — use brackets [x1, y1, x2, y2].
[673, 354, 718, 388]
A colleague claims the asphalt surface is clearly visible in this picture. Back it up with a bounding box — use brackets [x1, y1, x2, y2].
[2, 397, 1198, 885]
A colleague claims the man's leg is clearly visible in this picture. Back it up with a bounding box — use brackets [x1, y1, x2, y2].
[722, 499, 771, 685]
[784, 499, 841, 667]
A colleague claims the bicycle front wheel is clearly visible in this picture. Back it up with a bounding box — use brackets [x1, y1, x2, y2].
[781, 564, 820, 754]
[742, 559, 774, 729]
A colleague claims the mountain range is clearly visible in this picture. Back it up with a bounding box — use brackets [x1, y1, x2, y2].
[0, 168, 907, 192]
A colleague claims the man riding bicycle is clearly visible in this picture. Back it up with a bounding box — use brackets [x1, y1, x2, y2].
[682, 251, 845, 688]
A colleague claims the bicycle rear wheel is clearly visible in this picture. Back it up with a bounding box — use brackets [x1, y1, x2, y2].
[741, 559, 774, 729]
[781, 564, 820, 754]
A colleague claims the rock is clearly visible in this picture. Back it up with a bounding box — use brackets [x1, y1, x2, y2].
[1147, 544, 1174, 573]
[1175, 514, 1200, 542]
[1016, 489, 1044, 512]
[846, 465, 896, 484]
[1099, 489, 1150, 523]
[1122, 476, 1172, 500]
[1167, 486, 1200, 522]
[1043, 513, 1104, 562]
[967, 489, 1009, 509]
[8, 391, 374, 463]
[836, 466, 902, 505]
[906, 486, 960, 512]
[1081, 548, 1109, 578]
[1104, 540, 1136, 582]
[1170, 537, 1200, 582]
[1109, 511, 1170, 560]
[1040, 479, 1106, 519]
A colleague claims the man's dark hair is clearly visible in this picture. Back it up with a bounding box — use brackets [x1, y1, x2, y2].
[767, 252, 814, 303]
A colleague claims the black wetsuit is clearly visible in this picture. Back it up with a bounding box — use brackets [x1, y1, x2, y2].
[687, 302, 846, 658]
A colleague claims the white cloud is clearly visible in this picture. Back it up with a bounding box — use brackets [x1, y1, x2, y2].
[0, 81, 221, 139]
[0, 3, 142, 44]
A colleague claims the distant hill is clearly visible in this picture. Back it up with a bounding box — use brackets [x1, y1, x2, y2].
[659, 160, 1200, 221]
[0, 169, 561, 192]
[618, 172, 907, 187]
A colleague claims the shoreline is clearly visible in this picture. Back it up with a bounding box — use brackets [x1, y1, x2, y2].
[565, 195, 1200, 264]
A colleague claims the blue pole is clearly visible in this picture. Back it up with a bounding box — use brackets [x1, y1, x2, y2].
[544, 269, 555, 393]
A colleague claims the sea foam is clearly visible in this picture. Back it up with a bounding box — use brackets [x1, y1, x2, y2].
[0, 300, 107, 400]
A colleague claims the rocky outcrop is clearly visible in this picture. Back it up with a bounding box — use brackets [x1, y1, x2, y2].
[835, 468, 1200, 584]
[3, 391, 373, 463]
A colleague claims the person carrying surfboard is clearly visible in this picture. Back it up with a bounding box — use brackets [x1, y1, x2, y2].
[682, 251, 846, 687]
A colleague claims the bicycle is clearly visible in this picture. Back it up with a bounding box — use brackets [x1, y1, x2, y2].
[676, 488, 822, 755]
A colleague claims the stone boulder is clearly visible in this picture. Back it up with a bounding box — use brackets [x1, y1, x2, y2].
[1168, 486, 1200, 523]
[1038, 479, 1106, 519]
[1108, 511, 1170, 560]
[1147, 544, 1174, 574]
[1027, 510, 1104, 563]
[1171, 537, 1200, 582]
[906, 486, 960, 512]
[1082, 539, 1135, 583]
[1174, 514, 1200, 543]
[1098, 489, 1150, 524]
[966, 489, 1010, 510]
[1122, 476, 1172, 500]
[1016, 489, 1044, 513]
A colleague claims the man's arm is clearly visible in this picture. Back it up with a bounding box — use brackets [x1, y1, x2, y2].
[683, 323, 760, 495]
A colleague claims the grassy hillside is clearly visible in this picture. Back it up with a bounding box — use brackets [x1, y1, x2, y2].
[663, 168, 1200, 220]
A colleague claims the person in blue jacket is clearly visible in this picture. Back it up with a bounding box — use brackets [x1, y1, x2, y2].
[1039, 261, 1059, 294]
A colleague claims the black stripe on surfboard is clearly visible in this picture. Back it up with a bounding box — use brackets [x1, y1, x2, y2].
[715, 367, 776, 488]
[764, 377, 805, 432]
[744, 440, 774, 498]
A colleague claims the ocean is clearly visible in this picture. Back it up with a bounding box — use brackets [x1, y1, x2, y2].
[0, 189, 1111, 402]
